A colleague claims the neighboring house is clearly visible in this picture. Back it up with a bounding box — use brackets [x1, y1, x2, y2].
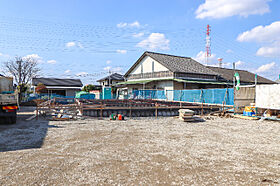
[97, 73, 124, 87]
[88, 85, 102, 99]
[119, 51, 275, 93]
[32, 77, 83, 97]
[208, 66, 275, 85]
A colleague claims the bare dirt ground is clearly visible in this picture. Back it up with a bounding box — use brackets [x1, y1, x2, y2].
[1, 109, 280, 185]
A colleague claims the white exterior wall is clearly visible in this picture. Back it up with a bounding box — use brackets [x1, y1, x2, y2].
[130, 56, 168, 74]
[157, 81, 173, 91]
[256, 84, 280, 109]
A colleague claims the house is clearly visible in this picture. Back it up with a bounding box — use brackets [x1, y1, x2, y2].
[32, 77, 83, 97]
[97, 73, 124, 87]
[208, 66, 275, 85]
[119, 51, 274, 93]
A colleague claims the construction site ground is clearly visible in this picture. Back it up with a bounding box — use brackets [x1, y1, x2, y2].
[1, 107, 280, 185]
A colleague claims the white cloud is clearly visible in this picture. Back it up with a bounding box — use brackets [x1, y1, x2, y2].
[237, 21, 280, 57]
[76, 72, 89, 76]
[64, 70, 71, 74]
[235, 60, 244, 67]
[66, 42, 76, 47]
[116, 49, 127, 54]
[256, 45, 280, 57]
[47, 60, 57, 64]
[104, 66, 111, 71]
[133, 32, 144, 38]
[137, 33, 170, 51]
[196, 0, 271, 19]
[112, 67, 123, 73]
[106, 60, 112, 64]
[130, 21, 140, 28]
[256, 62, 275, 73]
[237, 21, 280, 42]
[23, 54, 43, 63]
[117, 22, 128, 28]
[226, 49, 233, 53]
[117, 21, 141, 28]
[193, 51, 217, 64]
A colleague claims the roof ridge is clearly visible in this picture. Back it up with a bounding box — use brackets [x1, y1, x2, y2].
[34, 77, 81, 80]
[145, 51, 191, 59]
[208, 66, 250, 72]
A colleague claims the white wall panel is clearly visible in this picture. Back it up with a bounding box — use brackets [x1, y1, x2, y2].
[256, 84, 280, 109]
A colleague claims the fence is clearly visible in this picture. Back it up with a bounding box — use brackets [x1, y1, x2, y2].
[127, 88, 234, 106]
[171, 88, 234, 105]
[22, 93, 75, 102]
[22, 88, 234, 106]
[130, 90, 166, 100]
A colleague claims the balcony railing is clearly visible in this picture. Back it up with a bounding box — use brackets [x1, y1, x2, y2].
[127, 71, 173, 80]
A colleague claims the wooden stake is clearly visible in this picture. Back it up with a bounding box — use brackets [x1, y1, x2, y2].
[222, 101, 225, 115]
[201, 101, 204, 116]
[155, 102, 158, 118]
[129, 102, 132, 118]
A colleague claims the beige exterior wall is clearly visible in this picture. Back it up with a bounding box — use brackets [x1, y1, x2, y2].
[130, 56, 169, 75]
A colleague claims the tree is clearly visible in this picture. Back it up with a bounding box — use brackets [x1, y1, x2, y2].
[35, 83, 47, 94]
[82, 84, 96, 92]
[4, 56, 40, 102]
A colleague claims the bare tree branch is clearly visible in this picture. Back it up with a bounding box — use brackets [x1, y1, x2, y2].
[3, 56, 41, 102]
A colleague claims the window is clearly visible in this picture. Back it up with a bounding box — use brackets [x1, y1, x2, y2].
[152, 61, 154, 73]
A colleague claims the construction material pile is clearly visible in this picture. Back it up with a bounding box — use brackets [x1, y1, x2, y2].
[35, 98, 83, 121]
[179, 109, 195, 122]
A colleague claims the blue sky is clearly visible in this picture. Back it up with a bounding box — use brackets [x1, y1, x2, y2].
[0, 0, 279, 84]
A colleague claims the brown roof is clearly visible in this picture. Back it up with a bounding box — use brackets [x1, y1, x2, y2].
[208, 67, 275, 84]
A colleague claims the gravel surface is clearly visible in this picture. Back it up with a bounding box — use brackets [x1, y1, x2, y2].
[1, 115, 280, 185]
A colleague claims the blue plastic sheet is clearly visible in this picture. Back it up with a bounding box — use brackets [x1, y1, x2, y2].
[129, 88, 234, 105]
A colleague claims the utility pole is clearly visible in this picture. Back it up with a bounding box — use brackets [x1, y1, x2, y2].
[108, 70, 111, 87]
[233, 62, 236, 88]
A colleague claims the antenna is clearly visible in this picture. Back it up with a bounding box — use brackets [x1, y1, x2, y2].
[205, 24, 211, 65]
[218, 58, 223, 68]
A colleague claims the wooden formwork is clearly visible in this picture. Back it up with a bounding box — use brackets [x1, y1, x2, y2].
[35, 98, 233, 118]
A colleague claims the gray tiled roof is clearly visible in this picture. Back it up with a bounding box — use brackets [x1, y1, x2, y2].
[208, 66, 275, 84]
[146, 52, 218, 75]
[125, 51, 218, 77]
[97, 73, 124, 82]
[32, 78, 83, 87]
